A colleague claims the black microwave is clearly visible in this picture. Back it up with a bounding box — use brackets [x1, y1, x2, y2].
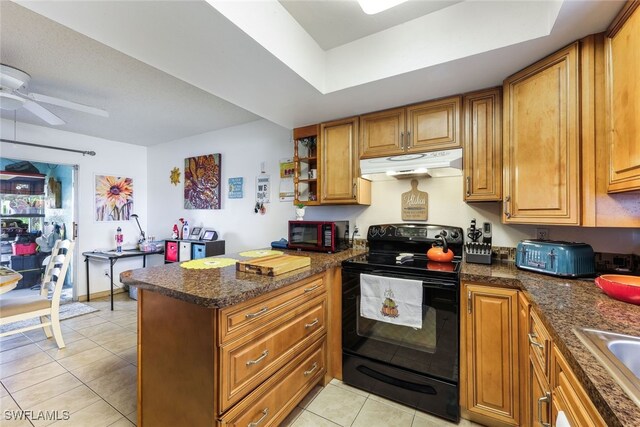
[288, 221, 350, 253]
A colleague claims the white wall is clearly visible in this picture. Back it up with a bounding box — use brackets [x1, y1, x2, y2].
[302, 176, 640, 254]
[0, 119, 149, 298]
[146, 119, 294, 257]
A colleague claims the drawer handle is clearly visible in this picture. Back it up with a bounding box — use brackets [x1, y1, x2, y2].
[305, 318, 319, 329]
[246, 350, 269, 366]
[304, 362, 319, 376]
[304, 285, 320, 293]
[537, 391, 551, 427]
[245, 307, 268, 319]
[247, 408, 268, 427]
[528, 333, 545, 350]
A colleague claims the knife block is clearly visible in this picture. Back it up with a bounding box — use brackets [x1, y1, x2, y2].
[465, 243, 493, 265]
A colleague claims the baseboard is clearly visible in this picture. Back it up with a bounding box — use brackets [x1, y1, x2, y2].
[77, 288, 126, 302]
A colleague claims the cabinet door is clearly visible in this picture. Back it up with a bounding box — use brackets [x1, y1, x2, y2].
[359, 108, 405, 159]
[320, 117, 361, 204]
[605, 3, 640, 192]
[503, 43, 580, 225]
[406, 96, 462, 152]
[461, 283, 519, 426]
[463, 88, 502, 201]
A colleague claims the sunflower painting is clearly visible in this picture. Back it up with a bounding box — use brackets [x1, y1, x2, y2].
[95, 175, 134, 221]
[184, 154, 221, 209]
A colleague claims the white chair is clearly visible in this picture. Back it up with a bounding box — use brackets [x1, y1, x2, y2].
[0, 239, 75, 348]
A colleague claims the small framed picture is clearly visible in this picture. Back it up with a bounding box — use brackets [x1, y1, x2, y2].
[200, 229, 218, 241]
[189, 227, 202, 240]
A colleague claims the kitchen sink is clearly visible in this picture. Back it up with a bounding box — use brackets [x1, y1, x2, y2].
[574, 328, 640, 408]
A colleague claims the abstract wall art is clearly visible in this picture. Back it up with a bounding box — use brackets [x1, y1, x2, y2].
[95, 175, 134, 221]
[184, 154, 221, 209]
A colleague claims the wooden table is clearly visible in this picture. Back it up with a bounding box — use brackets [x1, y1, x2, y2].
[0, 266, 22, 295]
[83, 249, 163, 310]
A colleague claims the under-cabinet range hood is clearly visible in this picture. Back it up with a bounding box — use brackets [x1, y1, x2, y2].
[360, 148, 463, 181]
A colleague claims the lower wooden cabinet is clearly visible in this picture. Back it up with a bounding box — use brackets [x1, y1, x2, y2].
[138, 272, 329, 427]
[461, 283, 520, 426]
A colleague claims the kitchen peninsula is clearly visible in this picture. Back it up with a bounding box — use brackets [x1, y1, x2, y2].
[120, 248, 364, 427]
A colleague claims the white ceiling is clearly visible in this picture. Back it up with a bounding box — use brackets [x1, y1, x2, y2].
[0, 0, 627, 146]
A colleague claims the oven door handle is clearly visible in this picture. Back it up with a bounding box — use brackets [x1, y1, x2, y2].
[356, 365, 437, 395]
[349, 270, 458, 288]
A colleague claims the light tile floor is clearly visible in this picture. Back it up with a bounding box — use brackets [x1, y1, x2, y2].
[1, 293, 482, 427]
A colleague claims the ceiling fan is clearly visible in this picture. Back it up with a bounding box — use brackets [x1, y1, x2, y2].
[0, 64, 109, 125]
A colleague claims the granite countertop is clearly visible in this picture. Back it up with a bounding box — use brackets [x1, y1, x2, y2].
[462, 262, 640, 427]
[120, 248, 366, 308]
[122, 251, 639, 425]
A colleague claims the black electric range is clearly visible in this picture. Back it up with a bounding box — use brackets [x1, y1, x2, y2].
[341, 223, 464, 422]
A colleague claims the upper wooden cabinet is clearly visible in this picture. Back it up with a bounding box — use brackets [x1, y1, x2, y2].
[359, 96, 462, 159]
[463, 88, 502, 201]
[605, 1, 640, 193]
[320, 117, 371, 205]
[503, 43, 581, 225]
[461, 283, 519, 426]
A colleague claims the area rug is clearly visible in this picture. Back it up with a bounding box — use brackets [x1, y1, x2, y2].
[0, 302, 99, 334]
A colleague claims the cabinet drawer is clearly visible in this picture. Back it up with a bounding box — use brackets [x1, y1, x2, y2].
[219, 338, 326, 427]
[528, 310, 551, 380]
[219, 297, 326, 411]
[191, 243, 206, 259]
[165, 241, 178, 262]
[179, 242, 191, 261]
[218, 274, 325, 345]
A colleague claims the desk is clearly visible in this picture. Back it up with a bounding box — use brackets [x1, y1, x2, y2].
[83, 249, 163, 310]
[0, 266, 21, 295]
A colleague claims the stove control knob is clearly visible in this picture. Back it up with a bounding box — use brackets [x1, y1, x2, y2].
[450, 231, 460, 239]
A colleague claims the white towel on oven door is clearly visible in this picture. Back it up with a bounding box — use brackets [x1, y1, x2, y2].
[360, 273, 423, 329]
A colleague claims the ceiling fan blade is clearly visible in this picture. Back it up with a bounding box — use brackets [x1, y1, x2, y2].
[30, 92, 109, 118]
[22, 100, 65, 125]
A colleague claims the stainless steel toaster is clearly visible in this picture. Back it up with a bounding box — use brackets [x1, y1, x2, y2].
[515, 240, 595, 278]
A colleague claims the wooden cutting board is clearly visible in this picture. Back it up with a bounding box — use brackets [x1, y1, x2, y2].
[236, 254, 311, 276]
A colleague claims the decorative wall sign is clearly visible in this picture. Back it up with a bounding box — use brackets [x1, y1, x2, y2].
[401, 179, 428, 221]
[184, 154, 221, 209]
[256, 174, 270, 204]
[95, 175, 134, 221]
[228, 177, 244, 199]
[170, 167, 180, 186]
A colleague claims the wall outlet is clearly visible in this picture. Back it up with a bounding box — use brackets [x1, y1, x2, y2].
[535, 228, 550, 240]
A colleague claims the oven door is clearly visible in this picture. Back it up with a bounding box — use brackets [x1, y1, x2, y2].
[341, 266, 459, 420]
[342, 267, 459, 382]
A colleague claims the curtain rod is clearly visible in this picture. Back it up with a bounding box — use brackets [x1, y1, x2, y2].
[0, 138, 96, 156]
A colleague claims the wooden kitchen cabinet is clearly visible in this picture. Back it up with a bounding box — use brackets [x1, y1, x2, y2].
[137, 272, 329, 427]
[359, 96, 462, 159]
[460, 283, 519, 426]
[605, 1, 640, 193]
[320, 117, 371, 205]
[503, 42, 580, 225]
[463, 88, 502, 201]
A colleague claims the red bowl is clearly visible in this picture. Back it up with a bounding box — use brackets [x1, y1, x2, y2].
[595, 275, 640, 305]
